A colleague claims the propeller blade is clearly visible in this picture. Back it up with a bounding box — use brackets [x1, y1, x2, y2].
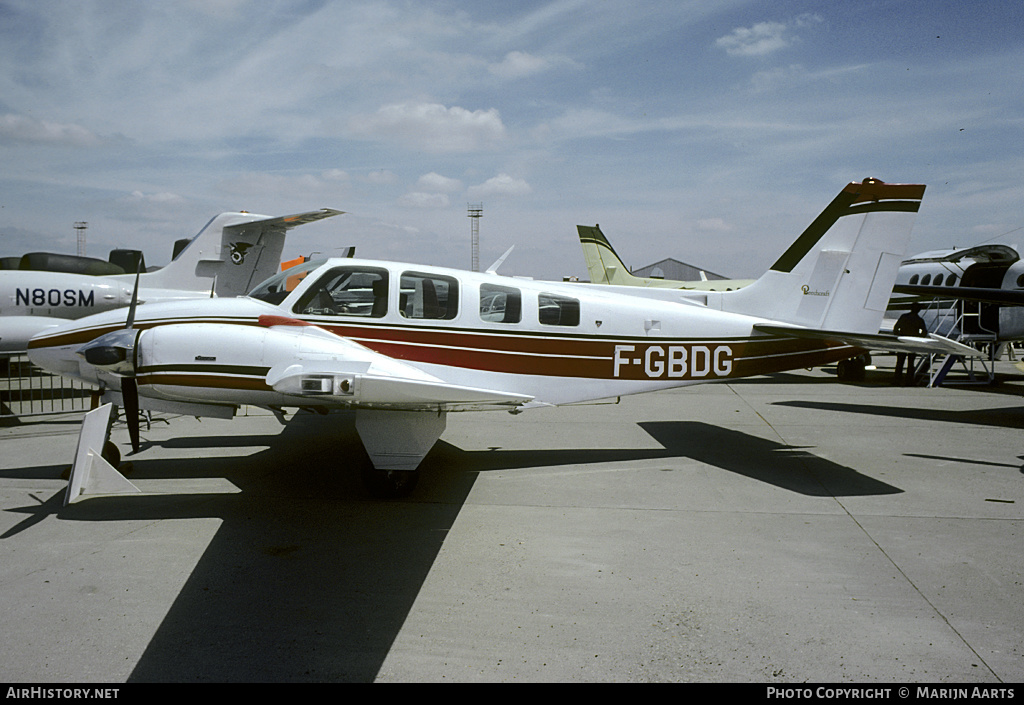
[122, 377, 141, 454]
[125, 263, 142, 329]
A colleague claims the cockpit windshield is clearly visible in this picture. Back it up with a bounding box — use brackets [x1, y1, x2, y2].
[247, 259, 327, 305]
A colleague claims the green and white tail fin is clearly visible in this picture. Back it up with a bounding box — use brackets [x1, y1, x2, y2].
[577, 224, 649, 286]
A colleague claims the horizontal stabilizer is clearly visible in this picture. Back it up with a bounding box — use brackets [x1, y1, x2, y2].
[222, 208, 345, 236]
[753, 324, 983, 357]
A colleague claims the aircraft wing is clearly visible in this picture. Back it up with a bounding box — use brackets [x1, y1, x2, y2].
[266, 358, 534, 412]
[892, 284, 1024, 307]
[753, 324, 983, 357]
[254, 319, 536, 412]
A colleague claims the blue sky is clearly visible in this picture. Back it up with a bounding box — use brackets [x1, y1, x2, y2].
[1, 0, 1022, 281]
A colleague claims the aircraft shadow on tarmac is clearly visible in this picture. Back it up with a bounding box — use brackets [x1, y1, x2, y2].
[4, 411, 475, 681]
[428, 420, 900, 497]
[2, 412, 897, 682]
[774, 400, 1024, 430]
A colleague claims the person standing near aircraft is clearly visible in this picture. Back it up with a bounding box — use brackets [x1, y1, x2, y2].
[893, 303, 928, 385]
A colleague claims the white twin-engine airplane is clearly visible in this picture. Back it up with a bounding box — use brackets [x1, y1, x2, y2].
[0, 208, 343, 357]
[28, 179, 972, 500]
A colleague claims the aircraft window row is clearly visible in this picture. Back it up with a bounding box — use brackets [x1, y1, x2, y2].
[287, 266, 580, 327]
[908, 273, 957, 286]
[478, 286, 580, 326]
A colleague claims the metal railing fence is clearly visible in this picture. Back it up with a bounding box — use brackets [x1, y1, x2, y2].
[1, 355, 98, 419]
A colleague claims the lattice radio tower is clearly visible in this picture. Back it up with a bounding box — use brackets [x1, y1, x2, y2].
[467, 203, 483, 272]
[74, 221, 88, 257]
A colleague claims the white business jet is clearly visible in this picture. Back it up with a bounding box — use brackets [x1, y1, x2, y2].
[0, 208, 342, 356]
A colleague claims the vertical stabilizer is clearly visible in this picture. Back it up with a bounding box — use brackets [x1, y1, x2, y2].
[577, 224, 754, 291]
[721, 180, 925, 334]
[137, 209, 344, 296]
[577, 224, 634, 285]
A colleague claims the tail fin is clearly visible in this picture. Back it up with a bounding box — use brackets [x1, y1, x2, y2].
[721, 179, 925, 334]
[577, 224, 643, 286]
[139, 209, 344, 296]
[577, 224, 754, 291]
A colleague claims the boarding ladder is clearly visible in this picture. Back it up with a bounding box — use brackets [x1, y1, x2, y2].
[915, 298, 994, 387]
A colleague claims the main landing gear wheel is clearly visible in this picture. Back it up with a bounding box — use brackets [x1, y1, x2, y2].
[60, 439, 124, 481]
[101, 441, 121, 468]
[361, 468, 420, 498]
[836, 354, 869, 382]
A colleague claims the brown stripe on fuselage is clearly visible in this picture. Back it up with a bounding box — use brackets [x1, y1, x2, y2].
[317, 321, 856, 381]
[26, 316, 259, 349]
[138, 373, 273, 391]
[38, 316, 860, 384]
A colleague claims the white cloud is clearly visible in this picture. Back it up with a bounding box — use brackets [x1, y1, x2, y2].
[399, 192, 451, 208]
[534, 108, 642, 142]
[715, 15, 822, 57]
[416, 172, 463, 192]
[124, 190, 185, 204]
[214, 171, 351, 205]
[365, 170, 399, 185]
[467, 174, 532, 199]
[348, 102, 507, 153]
[696, 217, 732, 233]
[488, 51, 567, 79]
[0, 113, 101, 147]
[715, 22, 789, 57]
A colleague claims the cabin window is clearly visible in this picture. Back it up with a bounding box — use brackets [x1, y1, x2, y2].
[1017, 273, 1024, 288]
[293, 266, 389, 317]
[945, 274, 957, 286]
[538, 293, 580, 326]
[400, 271, 458, 320]
[909, 274, 919, 285]
[479, 284, 521, 324]
[921, 274, 931, 285]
